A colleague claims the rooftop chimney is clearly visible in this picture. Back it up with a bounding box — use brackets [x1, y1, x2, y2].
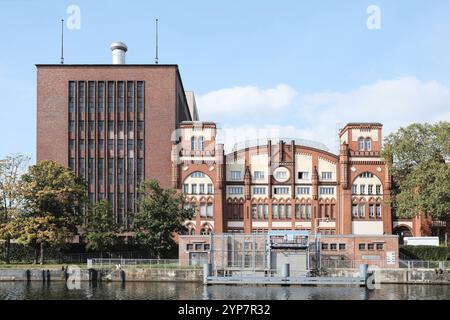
[110, 41, 128, 64]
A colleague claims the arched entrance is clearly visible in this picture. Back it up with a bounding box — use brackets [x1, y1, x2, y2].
[393, 225, 413, 244]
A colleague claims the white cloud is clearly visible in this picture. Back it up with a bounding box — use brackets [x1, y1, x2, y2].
[197, 77, 450, 154]
[197, 84, 297, 119]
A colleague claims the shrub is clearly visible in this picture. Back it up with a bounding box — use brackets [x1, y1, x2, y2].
[400, 245, 450, 261]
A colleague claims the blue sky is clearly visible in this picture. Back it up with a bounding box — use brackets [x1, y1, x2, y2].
[1, 0, 450, 160]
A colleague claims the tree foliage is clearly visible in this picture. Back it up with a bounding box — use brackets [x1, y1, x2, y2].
[84, 199, 120, 252]
[382, 122, 450, 219]
[133, 179, 194, 258]
[0, 153, 30, 263]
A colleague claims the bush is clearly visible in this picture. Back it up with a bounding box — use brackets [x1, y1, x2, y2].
[400, 245, 450, 261]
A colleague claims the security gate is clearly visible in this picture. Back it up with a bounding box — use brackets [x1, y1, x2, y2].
[271, 251, 308, 276]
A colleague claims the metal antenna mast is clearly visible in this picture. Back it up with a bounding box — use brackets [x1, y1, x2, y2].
[155, 19, 159, 64]
[60, 19, 64, 64]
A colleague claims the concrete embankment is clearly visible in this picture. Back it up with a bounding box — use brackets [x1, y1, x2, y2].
[0, 268, 448, 284]
[329, 268, 450, 284]
[0, 268, 203, 282]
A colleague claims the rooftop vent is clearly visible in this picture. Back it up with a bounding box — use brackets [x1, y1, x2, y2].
[110, 41, 128, 64]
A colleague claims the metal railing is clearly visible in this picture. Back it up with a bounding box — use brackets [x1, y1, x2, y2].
[88, 258, 202, 270]
[321, 259, 396, 269]
[399, 260, 450, 270]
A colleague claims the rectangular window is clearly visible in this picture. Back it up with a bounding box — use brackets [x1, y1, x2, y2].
[253, 171, 265, 180]
[330, 243, 337, 250]
[252, 187, 266, 195]
[279, 205, 285, 219]
[88, 81, 95, 113]
[137, 120, 144, 132]
[352, 184, 357, 195]
[191, 171, 205, 178]
[118, 193, 124, 209]
[228, 187, 243, 195]
[298, 172, 309, 180]
[108, 159, 114, 185]
[183, 184, 189, 194]
[88, 158, 94, 183]
[272, 204, 278, 219]
[257, 204, 263, 219]
[98, 159, 104, 184]
[108, 139, 114, 152]
[127, 81, 134, 112]
[297, 187, 310, 195]
[352, 204, 358, 217]
[88, 139, 94, 150]
[369, 204, 375, 218]
[98, 120, 104, 133]
[207, 184, 213, 194]
[127, 159, 134, 182]
[359, 203, 365, 217]
[306, 205, 311, 219]
[137, 140, 144, 152]
[108, 122, 114, 137]
[79, 120, 85, 132]
[368, 185, 373, 195]
[118, 139, 124, 152]
[69, 139, 75, 151]
[68, 81, 75, 113]
[79, 139, 85, 152]
[319, 187, 334, 195]
[360, 185, 366, 195]
[108, 81, 114, 113]
[368, 244, 375, 251]
[137, 81, 144, 112]
[137, 159, 143, 183]
[127, 121, 133, 137]
[207, 203, 213, 217]
[127, 193, 134, 211]
[286, 204, 292, 219]
[88, 121, 94, 133]
[108, 193, 114, 209]
[98, 81, 105, 113]
[199, 184, 205, 194]
[78, 81, 85, 113]
[200, 203, 206, 217]
[230, 171, 241, 180]
[274, 187, 289, 195]
[295, 205, 300, 219]
[321, 243, 329, 250]
[358, 243, 366, 251]
[69, 120, 75, 132]
[263, 204, 268, 219]
[252, 204, 257, 219]
[69, 158, 75, 171]
[339, 243, 346, 250]
[376, 243, 383, 250]
[127, 140, 134, 153]
[321, 172, 332, 180]
[79, 158, 85, 177]
[376, 185, 382, 195]
[118, 81, 124, 112]
[376, 204, 381, 217]
[118, 121, 124, 138]
[191, 184, 197, 194]
[118, 159, 124, 185]
[98, 139, 104, 151]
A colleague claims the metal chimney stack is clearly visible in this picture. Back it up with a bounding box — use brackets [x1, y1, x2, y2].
[110, 41, 128, 64]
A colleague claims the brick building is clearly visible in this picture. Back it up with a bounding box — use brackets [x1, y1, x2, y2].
[36, 42, 198, 226]
[173, 122, 394, 236]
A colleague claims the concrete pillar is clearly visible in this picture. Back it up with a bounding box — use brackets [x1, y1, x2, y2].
[203, 263, 212, 284]
[282, 263, 290, 278]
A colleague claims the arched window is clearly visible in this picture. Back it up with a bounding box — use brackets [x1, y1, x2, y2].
[358, 137, 365, 151]
[365, 138, 372, 151]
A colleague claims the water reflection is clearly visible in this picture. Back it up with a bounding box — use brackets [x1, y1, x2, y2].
[0, 282, 448, 300]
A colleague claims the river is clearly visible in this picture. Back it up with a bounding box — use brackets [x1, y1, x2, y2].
[0, 282, 449, 300]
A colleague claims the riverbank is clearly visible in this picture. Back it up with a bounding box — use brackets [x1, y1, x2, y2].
[0, 267, 448, 284]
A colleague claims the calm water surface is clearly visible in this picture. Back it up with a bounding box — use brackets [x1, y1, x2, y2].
[0, 282, 449, 300]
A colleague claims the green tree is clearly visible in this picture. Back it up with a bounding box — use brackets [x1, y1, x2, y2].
[133, 179, 194, 258]
[382, 122, 450, 220]
[19, 160, 87, 263]
[84, 199, 120, 252]
[0, 153, 30, 264]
